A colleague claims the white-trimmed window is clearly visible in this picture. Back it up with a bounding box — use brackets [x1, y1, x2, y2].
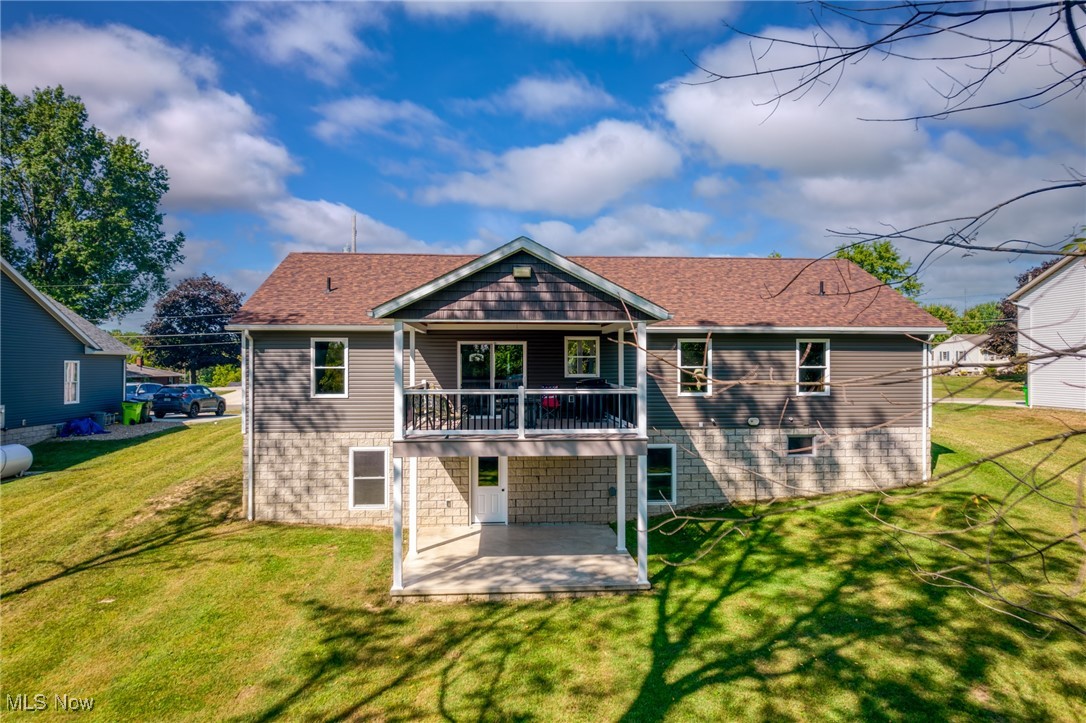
[63, 360, 80, 404]
[939, 350, 950, 362]
[678, 339, 712, 396]
[796, 339, 829, 396]
[312, 338, 348, 397]
[349, 447, 388, 509]
[565, 337, 599, 378]
[647, 445, 677, 504]
[787, 435, 817, 457]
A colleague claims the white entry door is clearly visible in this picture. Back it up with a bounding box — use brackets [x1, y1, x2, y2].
[472, 456, 508, 524]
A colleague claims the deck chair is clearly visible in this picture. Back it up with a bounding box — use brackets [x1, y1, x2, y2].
[539, 384, 562, 427]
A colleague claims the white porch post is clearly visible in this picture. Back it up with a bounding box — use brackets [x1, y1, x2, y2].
[616, 454, 626, 552]
[393, 322, 404, 441]
[618, 327, 625, 386]
[408, 457, 418, 557]
[392, 455, 404, 591]
[637, 452, 648, 585]
[636, 322, 647, 437]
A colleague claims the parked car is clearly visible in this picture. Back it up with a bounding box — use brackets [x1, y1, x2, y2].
[125, 382, 163, 402]
[152, 384, 226, 418]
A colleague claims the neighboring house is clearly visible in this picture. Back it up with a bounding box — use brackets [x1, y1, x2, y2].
[126, 363, 184, 384]
[228, 237, 944, 593]
[932, 334, 1010, 374]
[1, 258, 132, 445]
[1009, 254, 1086, 411]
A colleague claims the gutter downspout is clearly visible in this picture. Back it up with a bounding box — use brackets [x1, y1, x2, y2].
[244, 330, 255, 521]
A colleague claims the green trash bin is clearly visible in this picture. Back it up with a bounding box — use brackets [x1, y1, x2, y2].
[121, 401, 143, 425]
[1023, 385, 1029, 405]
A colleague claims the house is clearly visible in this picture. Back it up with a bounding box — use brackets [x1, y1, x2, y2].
[126, 363, 184, 385]
[228, 237, 944, 596]
[1008, 254, 1086, 411]
[932, 334, 1010, 375]
[1, 258, 132, 445]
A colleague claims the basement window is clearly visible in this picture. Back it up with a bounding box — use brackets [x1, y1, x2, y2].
[349, 447, 388, 509]
[647, 445, 677, 504]
[787, 435, 816, 457]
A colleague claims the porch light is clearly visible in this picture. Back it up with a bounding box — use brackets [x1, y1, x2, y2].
[512, 265, 532, 279]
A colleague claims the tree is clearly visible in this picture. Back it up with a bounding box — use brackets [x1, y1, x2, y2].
[922, 303, 959, 343]
[143, 275, 242, 383]
[1, 86, 184, 323]
[109, 329, 145, 363]
[986, 258, 1064, 357]
[834, 240, 923, 297]
[959, 301, 1001, 335]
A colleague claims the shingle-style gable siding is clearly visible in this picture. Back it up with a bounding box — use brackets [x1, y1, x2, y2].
[393, 251, 655, 322]
[1015, 257, 1086, 411]
[1, 272, 124, 430]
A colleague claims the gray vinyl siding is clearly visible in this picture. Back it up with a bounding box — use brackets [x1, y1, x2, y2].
[397, 251, 653, 322]
[1, 272, 124, 428]
[646, 333, 924, 428]
[1017, 259, 1086, 411]
[414, 329, 611, 388]
[252, 331, 395, 433]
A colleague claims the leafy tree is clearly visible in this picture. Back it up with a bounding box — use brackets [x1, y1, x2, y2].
[198, 364, 242, 387]
[834, 240, 923, 298]
[922, 304, 959, 343]
[109, 329, 146, 363]
[960, 301, 1001, 336]
[1, 85, 184, 323]
[986, 258, 1064, 358]
[143, 275, 242, 383]
[767, 250, 782, 258]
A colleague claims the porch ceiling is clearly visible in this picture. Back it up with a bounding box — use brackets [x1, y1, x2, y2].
[392, 435, 648, 458]
[394, 524, 650, 599]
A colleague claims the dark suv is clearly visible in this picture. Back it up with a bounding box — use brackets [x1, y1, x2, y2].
[152, 384, 226, 418]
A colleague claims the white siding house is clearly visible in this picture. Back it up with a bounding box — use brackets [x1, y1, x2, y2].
[932, 334, 1009, 374]
[1009, 255, 1086, 411]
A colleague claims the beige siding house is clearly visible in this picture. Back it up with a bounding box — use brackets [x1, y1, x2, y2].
[228, 237, 944, 596]
[1009, 255, 1086, 411]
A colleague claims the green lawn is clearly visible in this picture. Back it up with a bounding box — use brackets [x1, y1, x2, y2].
[2, 412, 1084, 721]
[934, 374, 1025, 401]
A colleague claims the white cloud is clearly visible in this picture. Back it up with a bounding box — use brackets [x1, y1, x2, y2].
[261, 198, 431, 255]
[225, 2, 385, 82]
[523, 205, 712, 256]
[693, 175, 738, 199]
[420, 120, 681, 215]
[0, 22, 297, 211]
[462, 73, 617, 120]
[313, 96, 443, 144]
[405, 1, 735, 43]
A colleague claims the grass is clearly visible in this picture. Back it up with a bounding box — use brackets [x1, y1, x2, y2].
[2, 411, 1084, 720]
[934, 374, 1025, 401]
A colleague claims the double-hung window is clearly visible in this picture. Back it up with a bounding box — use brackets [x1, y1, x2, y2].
[349, 448, 388, 509]
[565, 337, 599, 378]
[312, 338, 348, 397]
[63, 360, 80, 404]
[678, 339, 712, 395]
[647, 445, 676, 504]
[796, 340, 829, 395]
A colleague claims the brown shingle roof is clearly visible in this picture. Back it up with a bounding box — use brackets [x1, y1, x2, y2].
[231, 251, 942, 329]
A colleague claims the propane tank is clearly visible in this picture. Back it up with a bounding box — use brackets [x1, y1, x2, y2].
[0, 444, 33, 478]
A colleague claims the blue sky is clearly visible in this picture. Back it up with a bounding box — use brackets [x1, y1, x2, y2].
[2, 1, 1083, 329]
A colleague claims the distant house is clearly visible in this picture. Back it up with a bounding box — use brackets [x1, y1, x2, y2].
[932, 334, 1010, 375]
[1, 258, 133, 445]
[126, 363, 183, 385]
[1009, 254, 1086, 411]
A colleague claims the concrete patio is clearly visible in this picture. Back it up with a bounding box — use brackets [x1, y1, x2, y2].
[392, 524, 651, 601]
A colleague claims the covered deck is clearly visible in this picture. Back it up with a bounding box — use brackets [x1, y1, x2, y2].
[393, 524, 650, 601]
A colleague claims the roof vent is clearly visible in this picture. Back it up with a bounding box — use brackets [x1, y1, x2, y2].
[819, 281, 825, 296]
[512, 265, 532, 279]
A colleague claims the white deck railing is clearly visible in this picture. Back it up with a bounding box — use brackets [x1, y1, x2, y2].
[403, 385, 639, 438]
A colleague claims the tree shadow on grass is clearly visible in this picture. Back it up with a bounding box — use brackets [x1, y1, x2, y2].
[619, 502, 1085, 721]
[2, 425, 188, 481]
[2, 463, 243, 600]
